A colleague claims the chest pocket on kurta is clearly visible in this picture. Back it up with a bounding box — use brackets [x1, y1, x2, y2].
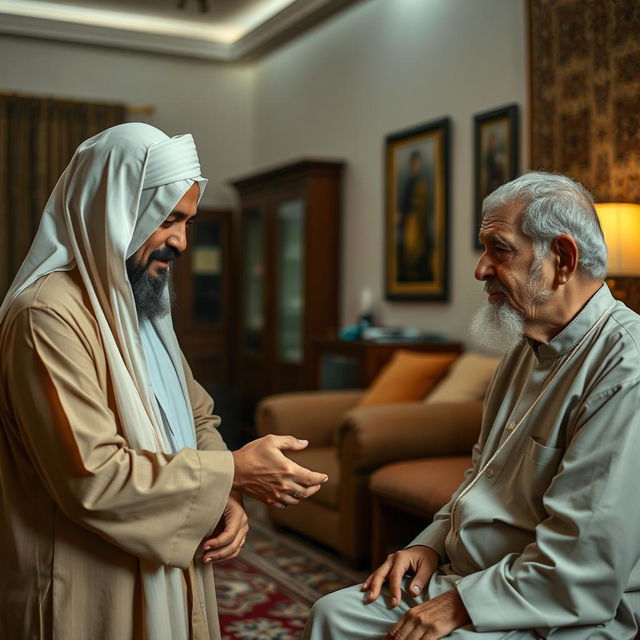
[511, 435, 563, 522]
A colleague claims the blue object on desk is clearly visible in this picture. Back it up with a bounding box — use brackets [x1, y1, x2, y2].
[339, 324, 361, 341]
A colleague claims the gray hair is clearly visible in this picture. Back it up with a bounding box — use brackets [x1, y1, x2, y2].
[482, 171, 608, 280]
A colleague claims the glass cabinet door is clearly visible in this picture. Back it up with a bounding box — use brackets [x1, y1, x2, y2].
[276, 198, 305, 363]
[191, 219, 223, 324]
[242, 210, 264, 353]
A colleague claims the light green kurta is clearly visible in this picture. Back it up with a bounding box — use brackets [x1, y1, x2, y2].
[305, 284, 640, 639]
[0, 270, 234, 639]
[412, 284, 640, 637]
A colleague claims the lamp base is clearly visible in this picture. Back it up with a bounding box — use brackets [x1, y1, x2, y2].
[606, 277, 640, 314]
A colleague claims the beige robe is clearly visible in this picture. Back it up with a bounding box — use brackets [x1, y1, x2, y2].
[0, 269, 234, 640]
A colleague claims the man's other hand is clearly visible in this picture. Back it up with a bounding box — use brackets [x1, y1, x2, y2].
[387, 589, 471, 639]
[201, 490, 248, 563]
[361, 546, 439, 606]
[232, 435, 328, 508]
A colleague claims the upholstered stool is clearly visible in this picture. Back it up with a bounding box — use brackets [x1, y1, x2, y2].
[369, 456, 471, 566]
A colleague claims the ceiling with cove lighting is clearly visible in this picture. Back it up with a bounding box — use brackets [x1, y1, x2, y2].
[0, 0, 362, 60]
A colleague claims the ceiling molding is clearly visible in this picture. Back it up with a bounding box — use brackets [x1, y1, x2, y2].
[0, 0, 362, 62]
[0, 12, 234, 60]
[232, 0, 357, 60]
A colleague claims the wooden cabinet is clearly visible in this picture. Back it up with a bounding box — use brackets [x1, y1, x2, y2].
[172, 208, 233, 390]
[231, 159, 344, 418]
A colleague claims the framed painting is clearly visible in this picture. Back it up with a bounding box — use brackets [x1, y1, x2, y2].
[473, 104, 519, 249]
[385, 117, 450, 301]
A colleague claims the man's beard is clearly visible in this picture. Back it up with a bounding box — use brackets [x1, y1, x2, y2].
[469, 277, 552, 355]
[469, 296, 526, 355]
[126, 247, 180, 320]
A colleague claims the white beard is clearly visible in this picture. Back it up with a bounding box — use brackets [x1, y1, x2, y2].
[469, 301, 525, 355]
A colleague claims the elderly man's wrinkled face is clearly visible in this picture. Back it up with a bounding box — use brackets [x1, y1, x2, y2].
[470, 203, 553, 352]
[126, 182, 199, 319]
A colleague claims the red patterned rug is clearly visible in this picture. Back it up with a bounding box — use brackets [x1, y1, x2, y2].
[215, 517, 365, 640]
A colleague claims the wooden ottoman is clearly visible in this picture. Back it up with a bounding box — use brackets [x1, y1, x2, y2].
[369, 456, 471, 566]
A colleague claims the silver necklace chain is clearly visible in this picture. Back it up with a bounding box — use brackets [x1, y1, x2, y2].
[449, 301, 616, 537]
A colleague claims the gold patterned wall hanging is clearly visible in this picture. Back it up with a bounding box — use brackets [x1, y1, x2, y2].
[529, 0, 640, 203]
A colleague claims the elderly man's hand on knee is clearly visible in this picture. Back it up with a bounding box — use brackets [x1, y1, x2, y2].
[361, 545, 440, 606]
[387, 589, 471, 640]
[232, 434, 328, 509]
[360, 546, 470, 640]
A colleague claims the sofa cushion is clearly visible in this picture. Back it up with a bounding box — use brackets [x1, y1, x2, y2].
[370, 456, 471, 517]
[286, 446, 339, 509]
[425, 352, 500, 403]
[357, 350, 458, 408]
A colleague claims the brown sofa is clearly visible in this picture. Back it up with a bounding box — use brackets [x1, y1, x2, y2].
[256, 390, 482, 566]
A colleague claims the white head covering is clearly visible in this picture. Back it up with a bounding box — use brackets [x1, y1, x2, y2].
[0, 122, 208, 639]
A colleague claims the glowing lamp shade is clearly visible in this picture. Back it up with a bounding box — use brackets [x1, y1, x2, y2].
[594, 203, 640, 276]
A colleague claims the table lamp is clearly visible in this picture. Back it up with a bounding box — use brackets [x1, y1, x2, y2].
[594, 202, 640, 313]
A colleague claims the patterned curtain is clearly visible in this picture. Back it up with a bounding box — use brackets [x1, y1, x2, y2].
[0, 94, 126, 298]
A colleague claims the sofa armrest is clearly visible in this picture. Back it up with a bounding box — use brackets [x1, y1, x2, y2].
[256, 390, 364, 446]
[339, 401, 483, 472]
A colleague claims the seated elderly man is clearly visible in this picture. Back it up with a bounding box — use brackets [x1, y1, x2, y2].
[304, 172, 640, 640]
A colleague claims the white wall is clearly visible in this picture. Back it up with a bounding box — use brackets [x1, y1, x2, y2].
[0, 35, 254, 208]
[1, 0, 528, 342]
[252, 0, 528, 341]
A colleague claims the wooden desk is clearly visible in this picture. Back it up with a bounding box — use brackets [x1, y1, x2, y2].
[313, 338, 463, 390]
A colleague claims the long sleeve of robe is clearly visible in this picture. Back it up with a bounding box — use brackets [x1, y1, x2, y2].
[0, 270, 234, 639]
[409, 285, 640, 639]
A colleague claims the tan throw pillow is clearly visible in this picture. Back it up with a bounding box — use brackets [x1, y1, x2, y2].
[357, 350, 458, 408]
[424, 352, 500, 404]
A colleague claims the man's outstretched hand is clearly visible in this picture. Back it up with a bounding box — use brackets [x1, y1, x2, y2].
[232, 435, 328, 508]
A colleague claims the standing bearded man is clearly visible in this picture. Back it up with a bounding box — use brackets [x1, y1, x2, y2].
[304, 172, 640, 639]
[0, 123, 328, 640]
